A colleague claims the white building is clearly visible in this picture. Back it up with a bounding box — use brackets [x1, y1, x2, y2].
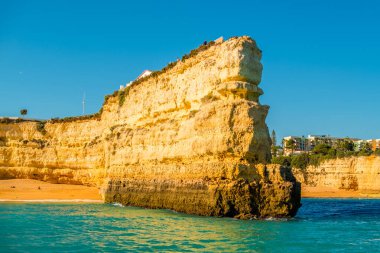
[120, 70, 153, 91]
[282, 134, 365, 155]
[282, 136, 308, 156]
[136, 70, 153, 80]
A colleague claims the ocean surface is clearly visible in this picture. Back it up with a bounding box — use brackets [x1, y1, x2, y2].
[1, 199, 379, 252]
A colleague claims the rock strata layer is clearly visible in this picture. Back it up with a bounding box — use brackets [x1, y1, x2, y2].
[0, 36, 301, 218]
[293, 156, 380, 195]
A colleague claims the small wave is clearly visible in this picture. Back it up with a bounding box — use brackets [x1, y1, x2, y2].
[112, 202, 124, 207]
[264, 217, 289, 221]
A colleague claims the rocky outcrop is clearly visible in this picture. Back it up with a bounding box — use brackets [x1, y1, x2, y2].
[293, 156, 380, 195]
[104, 163, 300, 218]
[0, 36, 301, 218]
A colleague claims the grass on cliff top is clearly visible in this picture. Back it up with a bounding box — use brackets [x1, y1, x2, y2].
[112, 40, 217, 107]
[44, 39, 224, 124]
[0, 118, 40, 124]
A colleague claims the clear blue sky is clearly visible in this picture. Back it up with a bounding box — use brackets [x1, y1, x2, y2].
[1, 0, 379, 142]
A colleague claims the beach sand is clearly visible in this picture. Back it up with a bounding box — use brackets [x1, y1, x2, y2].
[1, 179, 379, 202]
[302, 186, 380, 198]
[0, 179, 102, 202]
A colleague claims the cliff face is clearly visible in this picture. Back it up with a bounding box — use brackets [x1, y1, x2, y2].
[0, 36, 301, 218]
[293, 156, 380, 194]
[0, 120, 105, 186]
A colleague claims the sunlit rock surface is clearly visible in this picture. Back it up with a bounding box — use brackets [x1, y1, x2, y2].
[0, 36, 300, 218]
[293, 156, 380, 195]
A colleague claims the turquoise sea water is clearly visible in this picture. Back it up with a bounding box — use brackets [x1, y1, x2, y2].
[1, 199, 379, 252]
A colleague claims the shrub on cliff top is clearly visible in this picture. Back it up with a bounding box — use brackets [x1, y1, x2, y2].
[271, 156, 291, 167]
[357, 142, 373, 156]
[181, 41, 215, 62]
[291, 153, 310, 170]
[0, 118, 33, 124]
[118, 90, 126, 107]
[48, 111, 103, 123]
[118, 86, 131, 107]
[36, 122, 47, 135]
[272, 153, 324, 169]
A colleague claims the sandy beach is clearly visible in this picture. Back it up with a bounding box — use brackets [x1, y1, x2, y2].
[0, 179, 103, 202]
[1, 179, 379, 202]
[302, 186, 380, 198]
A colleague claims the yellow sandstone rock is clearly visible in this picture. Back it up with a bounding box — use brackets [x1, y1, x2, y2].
[0, 36, 300, 218]
[293, 156, 380, 197]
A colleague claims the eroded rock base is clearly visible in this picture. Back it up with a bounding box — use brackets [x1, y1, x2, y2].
[103, 163, 301, 219]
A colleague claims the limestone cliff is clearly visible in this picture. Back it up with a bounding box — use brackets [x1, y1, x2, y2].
[293, 156, 380, 196]
[0, 36, 301, 218]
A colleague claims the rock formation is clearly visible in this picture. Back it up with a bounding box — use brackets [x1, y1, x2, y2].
[293, 156, 380, 195]
[0, 36, 301, 218]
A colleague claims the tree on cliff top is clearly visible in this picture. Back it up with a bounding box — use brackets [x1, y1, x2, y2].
[20, 109, 27, 118]
[271, 130, 277, 146]
[312, 143, 331, 156]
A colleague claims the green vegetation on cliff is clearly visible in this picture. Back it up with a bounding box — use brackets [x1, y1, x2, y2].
[273, 142, 380, 169]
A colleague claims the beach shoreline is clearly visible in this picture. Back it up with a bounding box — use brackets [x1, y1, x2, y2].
[0, 179, 103, 202]
[301, 186, 380, 199]
[1, 179, 379, 202]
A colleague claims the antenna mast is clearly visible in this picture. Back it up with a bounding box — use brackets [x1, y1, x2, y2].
[82, 92, 86, 115]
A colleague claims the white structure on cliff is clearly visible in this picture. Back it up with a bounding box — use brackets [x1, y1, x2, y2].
[136, 70, 153, 80]
[120, 70, 153, 91]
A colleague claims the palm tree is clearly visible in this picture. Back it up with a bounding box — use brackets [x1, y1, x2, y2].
[285, 139, 296, 155]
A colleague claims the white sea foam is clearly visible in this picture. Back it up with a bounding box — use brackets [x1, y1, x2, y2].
[264, 217, 289, 221]
[112, 202, 124, 207]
